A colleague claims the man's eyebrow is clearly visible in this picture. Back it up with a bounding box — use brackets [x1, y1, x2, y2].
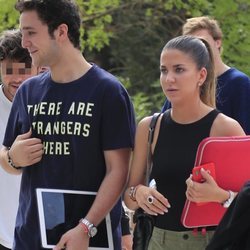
[21, 26, 36, 31]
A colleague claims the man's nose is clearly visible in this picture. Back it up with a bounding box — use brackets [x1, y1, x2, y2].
[22, 35, 31, 49]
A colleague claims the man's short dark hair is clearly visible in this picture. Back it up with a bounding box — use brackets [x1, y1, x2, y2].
[15, 0, 81, 49]
[0, 29, 32, 67]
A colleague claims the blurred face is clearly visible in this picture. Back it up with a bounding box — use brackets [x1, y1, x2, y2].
[160, 49, 206, 106]
[1, 60, 37, 101]
[20, 10, 59, 68]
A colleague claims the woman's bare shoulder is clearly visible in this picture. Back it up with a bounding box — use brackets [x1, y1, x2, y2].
[211, 113, 246, 136]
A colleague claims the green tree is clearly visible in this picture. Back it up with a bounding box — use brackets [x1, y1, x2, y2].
[0, 0, 19, 31]
[211, 0, 250, 75]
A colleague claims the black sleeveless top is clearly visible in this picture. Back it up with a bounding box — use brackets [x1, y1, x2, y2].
[150, 109, 219, 231]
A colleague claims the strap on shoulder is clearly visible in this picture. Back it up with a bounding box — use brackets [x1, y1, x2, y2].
[148, 112, 161, 144]
[145, 112, 161, 185]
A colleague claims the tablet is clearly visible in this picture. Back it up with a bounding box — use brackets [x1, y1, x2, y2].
[181, 136, 250, 228]
[36, 188, 114, 249]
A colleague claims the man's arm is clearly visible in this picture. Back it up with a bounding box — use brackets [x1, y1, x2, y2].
[85, 148, 131, 225]
[0, 129, 43, 174]
[0, 147, 22, 175]
[54, 148, 132, 250]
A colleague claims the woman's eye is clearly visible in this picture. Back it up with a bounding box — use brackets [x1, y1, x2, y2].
[176, 68, 184, 73]
[160, 68, 167, 74]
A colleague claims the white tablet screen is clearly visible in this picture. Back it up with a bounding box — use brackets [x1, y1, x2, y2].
[36, 188, 114, 249]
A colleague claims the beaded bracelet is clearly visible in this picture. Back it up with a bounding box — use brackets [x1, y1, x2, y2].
[128, 184, 142, 201]
[7, 149, 22, 170]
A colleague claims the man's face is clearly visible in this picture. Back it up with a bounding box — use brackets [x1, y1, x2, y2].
[1, 60, 37, 101]
[20, 10, 59, 68]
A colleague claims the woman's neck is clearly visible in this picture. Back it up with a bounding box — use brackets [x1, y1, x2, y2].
[170, 101, 213, 124]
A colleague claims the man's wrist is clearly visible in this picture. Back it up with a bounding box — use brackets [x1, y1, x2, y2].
[7, 149, 22, 170]
[79, 218, 97, 238]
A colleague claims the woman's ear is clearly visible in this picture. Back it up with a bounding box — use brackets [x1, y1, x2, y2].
[198, 67, 207, 86]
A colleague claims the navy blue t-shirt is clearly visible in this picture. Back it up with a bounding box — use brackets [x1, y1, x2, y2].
[162, 68, 250, 134]
[216, 68, 250, 134]
[3, 64, 136, 249]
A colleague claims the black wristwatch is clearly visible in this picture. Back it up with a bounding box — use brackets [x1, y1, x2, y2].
[79, 218, 98, 238]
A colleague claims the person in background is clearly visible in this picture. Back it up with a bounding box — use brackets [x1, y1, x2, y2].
[124, 35, 245, 250]
[0, 29, 39, 250]
[162, 16, 250, 134]
[0, 0, 135, 249]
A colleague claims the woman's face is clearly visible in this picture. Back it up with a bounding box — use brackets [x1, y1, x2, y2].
[160, 48, 206, 106]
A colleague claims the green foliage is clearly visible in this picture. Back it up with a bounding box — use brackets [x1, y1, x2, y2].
[76, 0, 119, 51]
[210, 0, 250, 75]
[118, 76, 164, 122]
[0, 0, 19, 32]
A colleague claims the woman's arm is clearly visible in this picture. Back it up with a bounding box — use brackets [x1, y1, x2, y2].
[124, 116, 170, 215]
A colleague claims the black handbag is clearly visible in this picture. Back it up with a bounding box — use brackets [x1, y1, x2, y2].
[132, 113, 161, 250]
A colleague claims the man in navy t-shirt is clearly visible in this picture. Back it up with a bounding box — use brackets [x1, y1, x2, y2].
[162, 16, 250, 134]
[0, 1, 135, 250]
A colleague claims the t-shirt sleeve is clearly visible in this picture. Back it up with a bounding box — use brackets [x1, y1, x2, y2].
[3, 90, 30, 147]
[230, 75, 250, 134]
[101, 80, 136, 150]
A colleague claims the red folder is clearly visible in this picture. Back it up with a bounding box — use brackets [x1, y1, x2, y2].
[181, 136, 250, 228]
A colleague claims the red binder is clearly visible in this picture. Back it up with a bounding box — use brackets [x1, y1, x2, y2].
[181, 136, 250, 228]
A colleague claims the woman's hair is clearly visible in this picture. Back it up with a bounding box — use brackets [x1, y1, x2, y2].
[162, 35, 216, 107]
[15, 0, 81, 49]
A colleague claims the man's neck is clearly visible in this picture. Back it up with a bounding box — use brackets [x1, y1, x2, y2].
[215, 58, 230, 77]
[50, 51, 92, 83]
[2, 85, 13, 102]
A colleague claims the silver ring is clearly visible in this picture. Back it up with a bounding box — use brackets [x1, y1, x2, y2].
[147, 195, 154, 204]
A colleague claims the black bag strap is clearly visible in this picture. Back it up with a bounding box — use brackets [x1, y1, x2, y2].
[145, 113, 161, 186]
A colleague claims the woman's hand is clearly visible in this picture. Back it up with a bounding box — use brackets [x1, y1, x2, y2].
[135, 185, 171, 215]
[186, 168, 228, 203]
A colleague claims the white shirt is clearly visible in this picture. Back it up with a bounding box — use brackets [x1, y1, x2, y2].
[0, 85, 22, 248]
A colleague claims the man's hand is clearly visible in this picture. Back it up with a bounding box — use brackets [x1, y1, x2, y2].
[53, 224, 89, 250]
[9, 129, 43, 167]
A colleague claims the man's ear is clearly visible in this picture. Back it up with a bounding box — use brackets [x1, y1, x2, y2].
[215, 39, 222, 52]
[55, 24, 68, 41]
[38, 66, 49, 74]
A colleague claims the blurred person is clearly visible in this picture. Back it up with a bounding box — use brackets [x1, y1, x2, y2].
[0, 29, 39, 250]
